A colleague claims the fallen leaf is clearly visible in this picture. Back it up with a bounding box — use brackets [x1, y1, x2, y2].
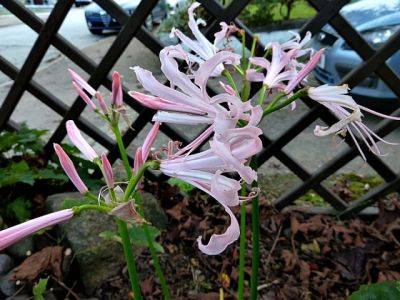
[12, 246, 63, 281]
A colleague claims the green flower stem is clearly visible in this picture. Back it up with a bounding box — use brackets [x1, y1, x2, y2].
[250, 157, 260, 300]
[72, 204, 111, 215]
[144, 223, 171, 299]
[258, 85, 268, 106]
[124, 161, 159, 202]
[237, 185, 247, 300]
[222, 70, 239, 94]
[135, 190, 171, 299]
[117, 220, 143, 300]
[112, 123, 132, 178]
[263, 89, 307, 117]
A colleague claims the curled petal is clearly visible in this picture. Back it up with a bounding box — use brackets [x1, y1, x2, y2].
[197, 204, 239, 255]
[246, 69, 265, 82]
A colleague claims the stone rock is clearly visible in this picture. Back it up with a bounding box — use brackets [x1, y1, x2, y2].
[7, 237, 33, 258]
[0, 255, 13, 275]
[0, 271, 16, 297]
[141, 192, 168, 230]
[6, 295, 30, 300]
[46, 193, 125, 294]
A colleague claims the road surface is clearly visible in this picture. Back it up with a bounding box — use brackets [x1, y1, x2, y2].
[0, 7, 106, 85]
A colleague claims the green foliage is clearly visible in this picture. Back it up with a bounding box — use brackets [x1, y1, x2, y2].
[61, 196, 97, 209]
[100, 224, 164, 253]
[0, 123, 47, 154]
[6, 197, 31, 222]
[349, 281, 400, 300]
[33, 277, 49, 300]
[128, 224, 164, 253]
[296, 190, 326, 206]
[240, 0, 275, 28]
[0, 161, 67, 188]
[168, 178, 195, 195]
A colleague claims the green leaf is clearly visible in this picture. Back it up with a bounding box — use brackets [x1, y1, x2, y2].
[0, 123, 47, 154]
[61, 196, 97, 209]
[99, 230, 122, 243]
[33, 277, 48, 300]
[6, 197, 32, 222]
[128, 224, 164, 253]
[349, 281, 400, 300]
[0, 161, 36, 187]
[35, 168, 68, 182]
[168, 178, 195, 194]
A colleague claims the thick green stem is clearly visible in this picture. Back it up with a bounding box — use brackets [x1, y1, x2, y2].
[237, 186, 247, 299]
[124, 161, 159, 202]
[72, 204, 111, 215]
[222, 70, 239, 94]
[112, 123, 132, 178]
[263, 89, 307, 117]
[117, 220, 143, 300]
[250, 157, 260, 300]
[144, 223, 171, 299]
[258, 85, 268, 106]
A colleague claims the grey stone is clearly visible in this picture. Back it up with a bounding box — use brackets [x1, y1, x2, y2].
[7, 237, 33, 258]
[46, 192, 125, 294]
[141, 192, 168, 230]
[0, 271, 16, 297]
[0, 255, 13, 275]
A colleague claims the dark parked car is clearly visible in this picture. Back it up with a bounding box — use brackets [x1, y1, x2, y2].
[312, 0, 400, 107]
[84, 0, 167, 34]
[75, 0, 92, 7]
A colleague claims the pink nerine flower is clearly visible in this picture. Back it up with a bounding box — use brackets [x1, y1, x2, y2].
[269, 31, 313, 58]
[284, 49, 324, 94]
[66, 120, 98, 161]
[247, 43, 296, 90]
[308, 84, 400, 160]
[54, 143, 88, 194]
[169, 2, 237, 76]
[111, 71, 123, 107]
[130, 47, 246, 126]
[0, 209, 74, 250]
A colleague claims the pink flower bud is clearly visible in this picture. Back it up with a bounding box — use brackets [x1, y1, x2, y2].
[0, 209, 74, 250]
[54, 143, 88, 194]
[142, 122, 160, 163]
[72, 81, 97, 110]
[68, 68, 96, 96]
[95, 91, 108, 114]
[111, 71, 123, 107]
[66, 120, 98, 161]
[101, 154, 114, 189]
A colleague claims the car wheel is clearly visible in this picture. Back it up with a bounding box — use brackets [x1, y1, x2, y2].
[89, 28, 103, 35]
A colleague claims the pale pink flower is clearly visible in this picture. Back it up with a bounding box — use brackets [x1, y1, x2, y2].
[268, 31, 313, 58]
[54, 143, 88, 194]
[169, 2, 237, 76]
[247, 43, 296, 89]
[308, 85, 400, 160]
[0, 209, 74, 250]
[284, 49, 324, 94]
[130, 47, 245, 126]
[101, 154, 114, 189]
[66, 120, 98, 161]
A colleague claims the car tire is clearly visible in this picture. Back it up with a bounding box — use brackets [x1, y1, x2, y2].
[89, 28, 102, 35]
